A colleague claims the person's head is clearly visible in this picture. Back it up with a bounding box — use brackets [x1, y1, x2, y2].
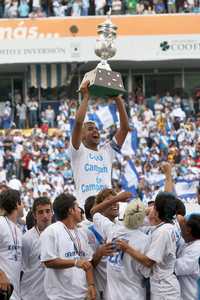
[0, 189, 22, 217]
[32, 197, 53, 231]
[152, 192, 177, 225]
[26, 210, 35, 230]
[181, 214, 200, 243]
[84, 195, 96, 221]
[123, 200, 146, 229]
[81, 122, 100, 150]
[53, 193, 81, 223]
[175, 198, 186, 216]
[95, 188, 118, 221]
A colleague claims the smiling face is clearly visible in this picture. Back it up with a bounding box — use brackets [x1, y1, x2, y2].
[82, 122, 100, 150]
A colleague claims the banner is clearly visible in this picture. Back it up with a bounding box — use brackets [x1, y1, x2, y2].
[0, 15, 200, 64]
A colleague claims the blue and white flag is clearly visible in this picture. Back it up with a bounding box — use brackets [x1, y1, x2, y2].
[121, 129, 138, 156]
[120, 159, 139, 197]
[175, 177, 199, 202]
[88, 104, 118, 129]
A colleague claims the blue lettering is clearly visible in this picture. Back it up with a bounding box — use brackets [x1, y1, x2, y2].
[84, 163, 108, 174]
[89, 153, 103, 161]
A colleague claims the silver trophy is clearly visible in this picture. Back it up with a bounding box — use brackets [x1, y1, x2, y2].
[80, 10, 126, 97]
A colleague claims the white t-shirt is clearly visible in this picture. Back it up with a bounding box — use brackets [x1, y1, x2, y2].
[175, 239, 200, 300]
[40, 221, 93, 300]
[0, 216, 22, 300]
[82, 222, 107, 297]
[70, 142, 115, 207]
[146, 223, 181, 299]
[93, 213, 150, 300]
[21, 227, 48, 300]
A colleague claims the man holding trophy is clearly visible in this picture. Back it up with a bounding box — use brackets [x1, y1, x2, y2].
[70, 13, 129, 208]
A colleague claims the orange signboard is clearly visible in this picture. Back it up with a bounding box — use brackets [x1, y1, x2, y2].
[0, 15, 199, 40]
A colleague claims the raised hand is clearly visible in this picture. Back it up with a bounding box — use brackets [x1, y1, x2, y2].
[115, 191, 132, 203]
[80, 80, 90, 98]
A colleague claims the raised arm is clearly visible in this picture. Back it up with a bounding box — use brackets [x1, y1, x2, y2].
[114, 96, 129, 146]
[91, 191, 131, 215]
[161, 162, 174, 193]
[72, 81, 90, 150]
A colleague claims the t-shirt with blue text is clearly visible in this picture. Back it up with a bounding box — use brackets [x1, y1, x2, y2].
[70, 142, 115, 207]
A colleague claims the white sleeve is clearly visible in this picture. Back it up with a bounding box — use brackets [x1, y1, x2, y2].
[175, 252, 200, 276]
[146, 230, 171, 263]
[40, 228, 58, 262]
[93, 213, 115, 240]
[69, 141, 85, 161]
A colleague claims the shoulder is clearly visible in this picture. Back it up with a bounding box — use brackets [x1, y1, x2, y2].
[41, 222, 61, 237]
[23, 227, 37, 242]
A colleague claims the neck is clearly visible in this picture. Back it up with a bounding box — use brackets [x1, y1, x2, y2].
[6, 210, 18, 224]
[62, 217, 77, 229]
[83, 141, 98, 151]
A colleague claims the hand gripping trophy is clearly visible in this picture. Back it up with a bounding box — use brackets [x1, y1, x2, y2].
[80, 10, 126, 97]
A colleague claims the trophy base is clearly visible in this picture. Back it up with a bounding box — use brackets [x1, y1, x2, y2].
[79, 67, 126, 97]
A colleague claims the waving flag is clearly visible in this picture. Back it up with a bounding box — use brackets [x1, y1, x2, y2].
[120, 159, 139, 197]
[121, 129, 138, 156]
[175, 177, 199, 202]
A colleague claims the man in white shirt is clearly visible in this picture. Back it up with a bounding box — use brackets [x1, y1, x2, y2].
[21, 196, 53, 300]
[40, 193, 96, 300]
[0, 189, 23, 300]
[70, 81, 129, 208]
[175, 214, 200, 300]
[91, 191, 149, 300]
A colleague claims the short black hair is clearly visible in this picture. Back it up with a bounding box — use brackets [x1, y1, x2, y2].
[32, 197, 52, 213]
[53, 193, 76, 221]
[26, 210, 35, 230]
[175, 198, 186, 216]
[187, 214, 200, 239]
[0, 189, 21, 215]
[154, 192, 177, 223]
[84, 196, 96, 221]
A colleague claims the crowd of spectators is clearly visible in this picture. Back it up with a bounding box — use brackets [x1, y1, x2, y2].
[0, 90, 199, 214]
[0, 0, 200, 19]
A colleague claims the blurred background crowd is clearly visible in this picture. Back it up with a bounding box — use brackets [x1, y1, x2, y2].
[0, 0, 200, 19]
[0, 90, 199, 215]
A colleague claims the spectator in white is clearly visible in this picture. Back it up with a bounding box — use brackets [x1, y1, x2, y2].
[40, 193, 96, 300]
[8, 175, 22, 191]
[116, 192, 181, 300]
[16, 102, 27, 129]
[81, 0, 89, 15]
[154, 95, 164, 117]
[28, 98, 38, 128]
[95, 0, 106, 14]
[70, 81, 129, 208]
[111, 0, 122, 14]
[143, 106, 154, 123]
[2, 102, 12, 129]
[52, 0, 68, 16]
[175, 214, 200, 300]
[7, 0, 18, 17]
[0, 189, 23, 300]
[44, 105, 55, 128]
[91, 191, 150, 300]
[71, 0, 82, 16]
[21, 197, 53, 300]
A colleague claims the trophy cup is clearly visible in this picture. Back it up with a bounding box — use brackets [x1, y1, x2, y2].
[79, 11, 126, 97]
